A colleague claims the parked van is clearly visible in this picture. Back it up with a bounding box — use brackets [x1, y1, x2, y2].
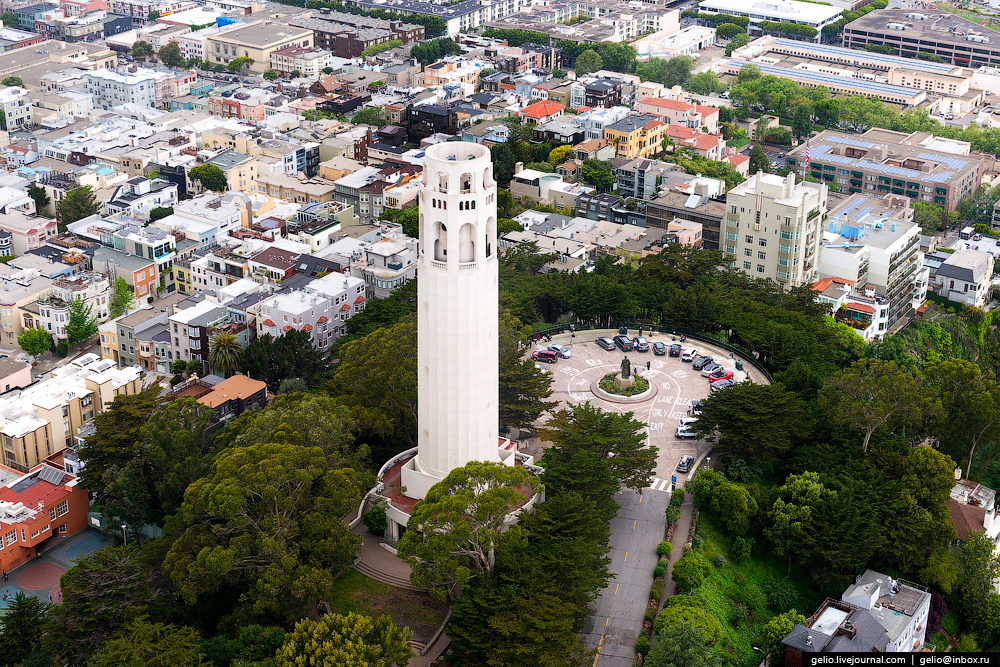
[681, 348, 698, 362]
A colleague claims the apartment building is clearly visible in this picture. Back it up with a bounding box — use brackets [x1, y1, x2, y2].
[818, 194, 925, 337]
[109, 0, 195, 26]
[206, 22, 313, 73]
[256, 172, 337, 205]
[269, 45, 334, 78]
[86, 68, 156, 109]
[104, 176, 178, 220]
[0, 211, 57, 257]
[350, 229, 416, 298]
[570, 106, 630, 141]
[289, 12, 422, 58]
[37, 271, 110, 341]
[699, 0, 841, 42]
[285, 201, 357, 252]
[88, 246, 157, 300]
[0, 354, 140, 470]
[785, 130, 984, 213]
[604, 114, 668, 160]
[107, 223, 176, 289]
[168, 297, 228, 366]
[725, 172, 828, 289]
[257, 272, 364, 349]
[0, 266, 53, 348]
[615, 158, 678, 201]
[635, 97, 720, 134]
[0, 87, 32, 129]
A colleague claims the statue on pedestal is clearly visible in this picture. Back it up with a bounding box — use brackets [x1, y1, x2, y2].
[621, 356, 631, 379]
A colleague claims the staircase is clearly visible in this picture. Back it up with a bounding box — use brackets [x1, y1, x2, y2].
[353, 560, 424, 591]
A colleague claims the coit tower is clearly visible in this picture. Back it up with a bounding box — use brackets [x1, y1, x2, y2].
[400, 141, 502, 500]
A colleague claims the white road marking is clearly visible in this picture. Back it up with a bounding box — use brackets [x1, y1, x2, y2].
[649, 477, 660, 490]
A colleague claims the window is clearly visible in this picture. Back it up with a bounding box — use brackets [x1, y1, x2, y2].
[758, 238, 766, 247]
[57, 500, 68, 517]
[744, 248, 752, 257]
[743, 261, 751, 270]
[58, 524, 66, 534]
[745, 235, 753, 244]
[48, 507, 55, 521]
[756, 264, 765, 273]
[758, 251, 766, 260]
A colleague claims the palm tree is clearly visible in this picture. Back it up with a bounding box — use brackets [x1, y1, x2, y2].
[209, 331, 243, 377]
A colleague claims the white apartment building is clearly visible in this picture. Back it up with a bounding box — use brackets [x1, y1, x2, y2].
[257, 274, 365, 349]
[571, 106, 631, 141]
[175, 25, 226, 62]
[350, 231, 417, 299]
[167, 298, 228, 364]
[86, 69, 157, 109]
[818, 194, 926, 338]
[725, 172, 827, 289]
[0, 87, 32, 130]
[37, 271, 111, 341]
[697, 0, 842, 42]
[269, 46, 334, 78]
[109, 0, 197, 26]
[104, 177, 179, 221]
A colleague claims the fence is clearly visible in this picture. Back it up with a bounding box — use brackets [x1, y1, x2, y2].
[532, 321, 774, 384]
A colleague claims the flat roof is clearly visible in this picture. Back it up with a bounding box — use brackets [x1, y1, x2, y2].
[767, 38, 957, 74]
[724, 59, 923, 99]
[699, 0, 841, 22]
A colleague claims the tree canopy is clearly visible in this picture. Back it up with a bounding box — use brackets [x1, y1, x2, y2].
[275, 612, 412, 667]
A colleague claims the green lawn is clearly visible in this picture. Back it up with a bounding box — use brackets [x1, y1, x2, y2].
[329, 569, 449, 643]
[688, 514, 827, 664]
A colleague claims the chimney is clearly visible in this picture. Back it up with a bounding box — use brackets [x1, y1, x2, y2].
[964, 490, 970, 505]
[806, 636, 812, 646]
[837, 621, 857, 640]
[515, 161, 523, 173]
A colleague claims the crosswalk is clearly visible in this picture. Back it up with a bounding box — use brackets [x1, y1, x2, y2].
[647, 477, 672, 492]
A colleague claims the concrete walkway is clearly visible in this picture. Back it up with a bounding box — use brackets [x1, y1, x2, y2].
[658, 494, 696, 612]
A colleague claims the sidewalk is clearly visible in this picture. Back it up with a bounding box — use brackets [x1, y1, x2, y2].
[657, 493, 695, 613]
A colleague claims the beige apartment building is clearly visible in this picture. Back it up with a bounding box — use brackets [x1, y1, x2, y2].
[255, 172, 337, 204]
[207, 22, 313, 73]
[784, 129, 984, 213]
[0, 355, 141, 471]
[725, 172, 828, 290]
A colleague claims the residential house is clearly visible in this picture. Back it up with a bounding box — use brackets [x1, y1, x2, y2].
[37, 271, 110, 341]
[519, 100, 563, 124]
[635, 97, 720, 134]
[603, 114, 668, 160]
[935, 249, 993, 308]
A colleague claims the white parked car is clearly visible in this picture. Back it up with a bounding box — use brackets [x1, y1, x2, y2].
[676, 417, 698, 439]
[548, 343, 571, 359]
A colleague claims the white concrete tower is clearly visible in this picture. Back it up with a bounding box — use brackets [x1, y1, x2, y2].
[400, 141, 502, 500]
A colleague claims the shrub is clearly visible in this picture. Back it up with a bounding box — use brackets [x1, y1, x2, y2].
[929, 632, 950, 653]
[657, 541, 672, 556]
[763, 577, 800, 610]
[728, 603, 749, 626]
[650, 578, 664, 601]
[654, 604, 722, 644]
[942, 610, 962, 636]
[645, 606, 657, 622]
[711, 554, 727, 568]
[55, 341, 68, 358]
[670, 488, 685, 507]
[653, 562, 666, 578]
[729, 581, 767, 614]
[732, 536, 754, 561]
[665, 505, 680, 525]
[169, 374, 184, 386]
[665, 595, 705, 609]
[928, 591, 947, 636]
[636, 634, 651, 656]
[953, 633, 978, 652]
[362, 507, 388, 536]
[692, 533, 703, 550]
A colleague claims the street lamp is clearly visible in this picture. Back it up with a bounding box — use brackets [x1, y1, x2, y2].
[753, 646, 766, 667]
[705, 457, 712, 469]
[121, 524, 127, 546]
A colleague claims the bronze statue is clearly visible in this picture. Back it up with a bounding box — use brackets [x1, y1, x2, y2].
[621, 356, 631, 379]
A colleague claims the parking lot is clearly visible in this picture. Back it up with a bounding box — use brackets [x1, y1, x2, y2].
[532, 329, 747, 488]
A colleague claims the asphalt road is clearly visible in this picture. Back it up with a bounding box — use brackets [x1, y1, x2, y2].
[582, 488, 671, 667]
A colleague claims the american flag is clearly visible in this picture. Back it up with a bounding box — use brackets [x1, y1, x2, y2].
[803, 138, 810, 173]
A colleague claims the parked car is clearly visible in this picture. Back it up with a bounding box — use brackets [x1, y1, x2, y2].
[676, 455, 695, 472]
[681, 348, 699, 362]
[652, 341, 666, 355]
[688, 399, 702, 415]
[669, 343, 682, 357]
[676, 417, 698, 438]
[614, 335, 634, 351]
[548, 343, 571, 359]
[692, 356, 714, 371]
[596, 337, 615, 350]
[709, 369, 735, 382]
[633, 336, 650, 352]
[700, 363, 723, 377]
[531, 350, 558, 364]
[710, 378, 737, 394]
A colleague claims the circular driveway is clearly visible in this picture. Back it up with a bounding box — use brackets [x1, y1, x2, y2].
[534, 331, 748, 488]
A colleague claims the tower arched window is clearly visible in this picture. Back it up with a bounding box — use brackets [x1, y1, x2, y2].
[460, 172, 472, 193]
[471, 200, 476, 210]
[459, 222, 475, 263]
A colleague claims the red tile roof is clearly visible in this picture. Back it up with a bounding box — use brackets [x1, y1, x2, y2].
[639, 97, 692, 111]
[520, 100, 564, 119]
[846, 302, 876, 314]
[283, 324, 293, 331]
[729, 154, 750, 166]
[812, 276, 856, 292]
[947, 499, 987, 540]
[354, 295, 366, 304]
[0, 464, 71, 518]
[303, 323, 313, 331]
[695, 104, 720, 117]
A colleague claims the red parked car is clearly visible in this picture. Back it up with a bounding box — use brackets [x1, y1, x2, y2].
[532, 350, 559, 364]
[709, 369, 734, 383]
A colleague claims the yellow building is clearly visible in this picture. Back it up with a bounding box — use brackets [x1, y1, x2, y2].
[206, 22, 313, 74]
[603, 113, 669, 160]
[173, 263, 193, 295]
